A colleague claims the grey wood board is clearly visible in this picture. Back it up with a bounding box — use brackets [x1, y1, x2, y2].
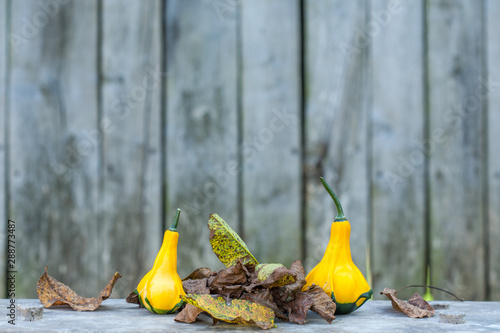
[165, 0, 238, 277]
[2, 299, 500, 332]
[0, 0, 6, 299]
[428, 0, 485, 300]
[486, 0, 500, 300]
[101, 0, 163, 297]
[303, 0, 370, 280]
[8, 0, 101, 298]
[370, 0, 426, 298]
[241, 0, 301, 266]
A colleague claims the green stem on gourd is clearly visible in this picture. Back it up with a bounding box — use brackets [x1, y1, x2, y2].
[320, 177, 346, 221]
[168, 208, 181, 232]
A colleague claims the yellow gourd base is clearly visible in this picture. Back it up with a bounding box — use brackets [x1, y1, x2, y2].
[332, 290, 373, 314]
[134, 289, 184, 314]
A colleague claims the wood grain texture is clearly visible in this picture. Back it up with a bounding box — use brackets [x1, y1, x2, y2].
[371, 0, 425, 298]
[240, 0, 301, 266]
[0, 0, 6, 299]
[303, 0, 370, 277]
[428, 0, 485, 300]
[166, 0, 238, 277]
[8, 0, 100, 297]
[101, 0, 162, 297]
[486, 0, 500, 301]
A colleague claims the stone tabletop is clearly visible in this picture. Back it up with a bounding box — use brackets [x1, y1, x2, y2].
[1, 299, 499, 332]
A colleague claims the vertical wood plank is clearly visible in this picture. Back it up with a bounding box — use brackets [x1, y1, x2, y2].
[241, 0, 301, 265]
[166, 0, 238, 276]
[101, 0, 162, 296]
[304, 0, 370, 277]
[428, 0, 485, 300]
[486, 0, 500, 301]
[0, 0, 6, 298]
[371, 0, 426, 297]
[9, 0, 100, 297]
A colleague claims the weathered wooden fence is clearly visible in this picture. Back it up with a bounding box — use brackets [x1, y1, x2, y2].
[1, 0, 499, 301]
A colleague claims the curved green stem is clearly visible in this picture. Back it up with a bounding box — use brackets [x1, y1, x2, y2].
[320, 177, 346, 221]
[168, 208, 181, 232]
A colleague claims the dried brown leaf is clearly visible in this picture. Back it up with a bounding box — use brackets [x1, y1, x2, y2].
[210, 260, 248, 287]
[126, 291, 142, 306]
[37, 267, 121, 311]
[304, 284, 336, 323]
[212, 285, 245, 299]
[183, 267, 214, 281]
[206, 260, 249, 298]
[380, 288, 435, 318]
[183, 278, 210, 295]
[241, 289, 287, 320]
[282, 292, 314, 325]
[271, 261, 306, 304]
[174, 303, 204, 323]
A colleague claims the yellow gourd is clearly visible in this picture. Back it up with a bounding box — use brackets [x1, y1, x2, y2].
[134, 209, 185, 314]
[303, 178, 372, 314]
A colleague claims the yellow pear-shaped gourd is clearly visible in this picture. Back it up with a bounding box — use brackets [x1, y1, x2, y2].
[134, 209, 185, 314]
[303, 178, 372, 314]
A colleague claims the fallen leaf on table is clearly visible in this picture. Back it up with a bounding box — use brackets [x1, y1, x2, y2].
[303, 284, 336, 323]
[37, 267, 121, 311]
[208, 214, 259, 267]
[175, 303, 204, 323]
[380, 288, 435, 318]
[182, 294, 275, 330]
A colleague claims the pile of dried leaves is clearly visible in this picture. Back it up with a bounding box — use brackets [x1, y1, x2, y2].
[176, 259, 336, 329]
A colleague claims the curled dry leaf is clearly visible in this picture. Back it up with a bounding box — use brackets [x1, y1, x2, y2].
[182, 267, 214, 281]
[303, 284, 336, 324]
[175, 303, 204, 323]
[182, 294, 275, 330]
[37, 267, 121, 311]
[210, 260, 248, 287]
[380, 288, 435, 318]
[183, 278, 210, 295]
[282, 292, 314, 325]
